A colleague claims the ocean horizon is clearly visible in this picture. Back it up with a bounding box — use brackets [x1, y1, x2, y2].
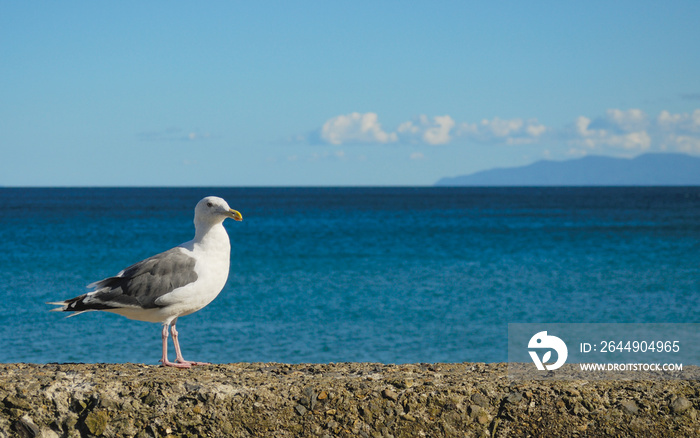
[1, 187, 698, 365]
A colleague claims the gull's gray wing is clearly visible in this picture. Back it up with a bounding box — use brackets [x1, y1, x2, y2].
[54, 248, 198, 312]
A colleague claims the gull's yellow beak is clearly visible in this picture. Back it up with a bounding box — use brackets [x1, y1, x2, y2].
[227, 209, 243, 221]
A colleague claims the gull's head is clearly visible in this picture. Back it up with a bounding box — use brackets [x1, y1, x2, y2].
[194, 196, 243, 226]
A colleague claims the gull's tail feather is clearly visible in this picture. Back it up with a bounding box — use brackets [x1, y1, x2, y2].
[47, 300, 69, 311]
[47, 296, 95, 317]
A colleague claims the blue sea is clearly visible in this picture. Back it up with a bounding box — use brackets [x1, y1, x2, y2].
[1, 187, 698, 365]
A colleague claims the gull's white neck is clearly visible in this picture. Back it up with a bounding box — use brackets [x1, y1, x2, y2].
[190, 221, 231, 254]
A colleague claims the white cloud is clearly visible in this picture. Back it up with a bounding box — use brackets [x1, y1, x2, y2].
[568, 110, 651, 152]
[398, 115, 455, 145]
[657, 109, 700, 152]
[657, 110, 685, 128]
[604, 108, 648, 132]
[313, 113, 546, 146]
[484, 117, 523, 137]
[409, 152, 425, 160]
[565, 108, 700, 154]
[456, 117, 547, 145]
[526, 123, 548, 137]
[320, 112, 397, 145]
[304, 109, 700, 155]
[657, 109, 700, 132]
[662, 135, 700, 153]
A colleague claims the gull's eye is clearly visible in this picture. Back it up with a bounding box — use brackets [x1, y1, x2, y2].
[207, 202, 213, 208]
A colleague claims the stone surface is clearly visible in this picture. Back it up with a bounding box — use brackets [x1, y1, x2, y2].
[0, 362, 698, 437]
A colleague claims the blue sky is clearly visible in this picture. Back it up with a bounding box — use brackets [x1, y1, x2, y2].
[2, 1, 699, 186]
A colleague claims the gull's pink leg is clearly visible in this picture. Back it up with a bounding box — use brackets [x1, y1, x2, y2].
[171, 321, 209, 366]
[160, 324, 191, 368]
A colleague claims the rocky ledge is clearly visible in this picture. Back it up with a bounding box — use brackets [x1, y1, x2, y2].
[1, 363, 698, 437]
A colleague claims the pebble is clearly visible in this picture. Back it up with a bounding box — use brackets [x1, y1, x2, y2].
[468, 405, 490, 424]
[506, 392, 523, 404]
[470, 393, 490, 408]
[670, 396, 692, 414]
[382, 388, 398, 402]
[619, 400, 639, 415]
[14, 415, 40, 437]
[399, 413, 416, 422]
[4, 396, 32, 411]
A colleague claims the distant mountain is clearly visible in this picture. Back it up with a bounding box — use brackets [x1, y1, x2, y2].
[435, 153, 700, 186]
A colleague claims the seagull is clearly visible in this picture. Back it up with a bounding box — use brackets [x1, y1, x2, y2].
[49, 196, 243, 368]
